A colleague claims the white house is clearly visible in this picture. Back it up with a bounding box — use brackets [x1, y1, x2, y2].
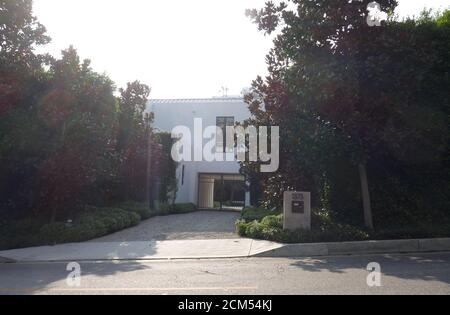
[147, 97, 252, 210]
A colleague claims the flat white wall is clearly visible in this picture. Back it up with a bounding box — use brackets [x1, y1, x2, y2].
[147, 98, 252, 205]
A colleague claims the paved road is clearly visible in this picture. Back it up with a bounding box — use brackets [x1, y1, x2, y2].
[1, 252, 449, 295]
[91, 211, 241, 242]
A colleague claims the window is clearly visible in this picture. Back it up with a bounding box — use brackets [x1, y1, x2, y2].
[216, 116, 235, 153]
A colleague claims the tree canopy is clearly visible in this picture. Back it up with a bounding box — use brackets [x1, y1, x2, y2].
[0, 0, 173, 221]
[242, 1, 450, 228]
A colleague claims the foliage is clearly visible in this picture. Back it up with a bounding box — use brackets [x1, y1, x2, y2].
[0, 0, 50, 115]
[116, 81, 152, 202]
[236, 209, 450, 244]
[0, 201, 200, 250]
[0, 206, 140, 250]
[35, 47, 118, 221]
[115, 201, 153, 220]
[0, 1, 178, 228]
[114, 201, 197, 220]
[154, 132, 178, 204]
[241, 206, 280, 222]
[242, 1, 450, 227]
[157, 203, 198, 215]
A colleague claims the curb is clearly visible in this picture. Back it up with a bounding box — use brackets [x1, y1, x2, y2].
[0, 256, 16, 264]
[253, 238, 450, 258]
[1, 238, 450, 263]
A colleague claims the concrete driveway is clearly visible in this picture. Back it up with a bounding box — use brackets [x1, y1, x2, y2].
[91, 211, 241, 242]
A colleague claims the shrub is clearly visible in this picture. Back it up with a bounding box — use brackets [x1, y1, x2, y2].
[116, 201, 153, 220]
[0, 207, 141, 250]
[113, 202, 198, 218]
[241, 206, 280, 222]
[236, 214, 371, 244]
[171, 203, 197, 214]
[236, 207, 450, 244]
[156, 203, 197, 215]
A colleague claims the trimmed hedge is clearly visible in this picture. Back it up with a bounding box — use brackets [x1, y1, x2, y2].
[0, 202, 206, 250]
[236, 214, 370, 243]
[235, 207, 450, 244]
[157, 203, 197, 215]
[116, 201, 198, 218]
[0, 207, 140, 250]
[116, 201, 153, 220]
[241, 206, 280, 222]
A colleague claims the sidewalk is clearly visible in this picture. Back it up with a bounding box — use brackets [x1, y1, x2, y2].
[0, 239, 282, 263]
[1, 238, 449, 263]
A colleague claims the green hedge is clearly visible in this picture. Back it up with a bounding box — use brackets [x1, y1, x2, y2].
[235, 207, 450, 244]
[0, 207, 140, 250]
[236, 214, 370, 243]
[116, 201, 198, 218]
[241, 206, 280, 222]
[1, 202, 201, 250]
[116, 201, 153, 220]
[157, 203, 197, 215]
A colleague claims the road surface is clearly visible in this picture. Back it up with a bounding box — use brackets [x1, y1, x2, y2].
[0, 252, 449, 295]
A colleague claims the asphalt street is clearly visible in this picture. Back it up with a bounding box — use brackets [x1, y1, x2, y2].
[0, 252, 449, 295]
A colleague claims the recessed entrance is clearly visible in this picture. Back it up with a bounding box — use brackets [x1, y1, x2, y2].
[198, 173, 246, 211]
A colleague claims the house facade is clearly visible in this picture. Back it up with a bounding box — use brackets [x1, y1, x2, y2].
[147, 97, 252, 210]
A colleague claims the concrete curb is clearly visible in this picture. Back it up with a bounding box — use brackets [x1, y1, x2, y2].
[0, 239, 257, 263]
[1, 238, 450, 263]
[0, 256, 16, 263]
[254, 238, 450, 258]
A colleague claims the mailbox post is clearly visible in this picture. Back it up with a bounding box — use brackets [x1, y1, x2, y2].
[283, 191, 311, 231]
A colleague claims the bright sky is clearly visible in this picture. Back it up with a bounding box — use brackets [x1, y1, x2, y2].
[33, 0, 450, 99]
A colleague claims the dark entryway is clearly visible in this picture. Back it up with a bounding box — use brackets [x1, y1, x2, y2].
[198, 174, 246, 211]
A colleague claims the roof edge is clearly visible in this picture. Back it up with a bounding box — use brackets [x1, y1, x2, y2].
[149, 97, 244, 104]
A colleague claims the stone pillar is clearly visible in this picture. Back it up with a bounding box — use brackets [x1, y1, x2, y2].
[283, 191, 311, 231]
[199, 177, 215, 209]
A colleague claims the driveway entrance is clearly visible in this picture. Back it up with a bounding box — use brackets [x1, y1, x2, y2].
[91, 211, 241, 242]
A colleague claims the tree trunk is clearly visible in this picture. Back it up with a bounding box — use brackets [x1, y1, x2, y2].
[147, 130, 152, 210]
[358, 163, 374, 229]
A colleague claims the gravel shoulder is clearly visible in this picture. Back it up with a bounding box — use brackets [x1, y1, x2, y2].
[90, 211, 241, 242]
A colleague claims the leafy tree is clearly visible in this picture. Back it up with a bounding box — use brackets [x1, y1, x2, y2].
[36, 46, 118, 221]
[0, 0, 51, 214]
[116, 81, 152, 201]
[243, 1, 450, 228]
[1, 0, 178, 225]
[154, 132, 178, 204]
[0, 0, 50, 114]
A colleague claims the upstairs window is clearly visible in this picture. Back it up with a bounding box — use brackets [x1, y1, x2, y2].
[216, 116, 235, 153]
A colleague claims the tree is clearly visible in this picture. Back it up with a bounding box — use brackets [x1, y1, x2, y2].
[0, 0, 51, 114]
[244, 1, 450, 228]
[116, 81, 152, 201]
[1, 0, 176, 222]
[154, 132, 178, 204]
[37, 46, 118, 220]
[0, 0, 51, 214]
